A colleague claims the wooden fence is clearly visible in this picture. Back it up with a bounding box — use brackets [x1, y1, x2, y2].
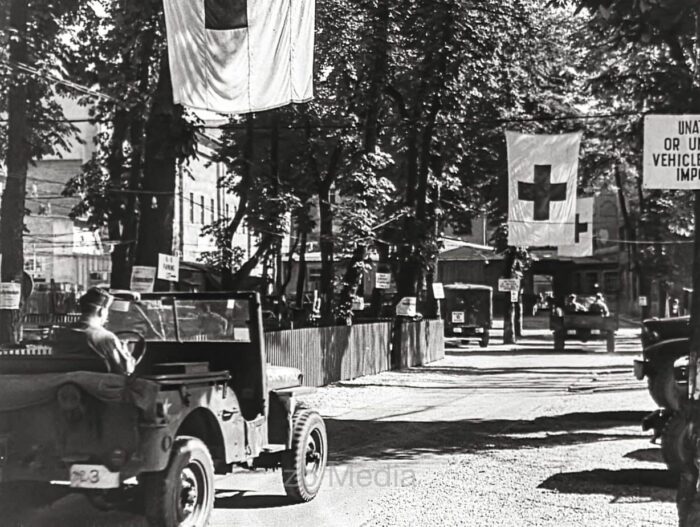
[265, 319, 444, 387]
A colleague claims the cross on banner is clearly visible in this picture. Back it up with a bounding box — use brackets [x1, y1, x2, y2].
[205, 0, 247, 30]
[517, 165, 567, 221]
[574, 214, 588, 243]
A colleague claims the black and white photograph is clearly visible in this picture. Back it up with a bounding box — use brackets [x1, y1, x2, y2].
[0, 0, 699, 525]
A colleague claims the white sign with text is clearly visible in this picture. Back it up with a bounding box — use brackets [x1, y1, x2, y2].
[130, 266, 156, 292]
[0, 282, 21, 310]
[644, 114, 700, 188]
[375, 272, 391, 290]
[498, 278, 520, 293]
[157, 254, 179, 282]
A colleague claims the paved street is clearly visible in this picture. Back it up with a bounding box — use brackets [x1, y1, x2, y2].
[0, 320, 678, 526]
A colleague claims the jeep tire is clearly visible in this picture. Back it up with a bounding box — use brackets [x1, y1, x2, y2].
[281, 409, 327, 502]
[479, 330, 490, 348]
[141, 436, 215, 527]
[606, 332, 615, 353]
[554, 330, 565, 352]
[661, 412, 686, 475]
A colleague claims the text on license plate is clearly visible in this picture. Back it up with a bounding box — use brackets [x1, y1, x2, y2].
[69, 464, 120, 489]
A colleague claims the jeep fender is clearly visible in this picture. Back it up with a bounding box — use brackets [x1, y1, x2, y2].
[644, 338, 688, 373]
[269, 387, 316, 448]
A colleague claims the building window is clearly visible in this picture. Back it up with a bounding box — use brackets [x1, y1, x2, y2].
[189, 193, 194, 223]
[210, 198, 215, 223]
[200, 195, 205, 224]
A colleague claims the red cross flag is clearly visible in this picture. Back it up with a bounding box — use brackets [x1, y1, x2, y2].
[163, 0, 315, 114]
[506, 131, 581, 247]
[557, 196, 594, 257]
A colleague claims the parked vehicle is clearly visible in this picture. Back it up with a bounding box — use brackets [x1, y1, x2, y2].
[634, 315, 690, 473]
[0, 291, 328, 526]
[442, 283, 493, 347]
[550, 294, 619, 352]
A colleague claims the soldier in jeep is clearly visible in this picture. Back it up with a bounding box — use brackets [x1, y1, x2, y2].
[53, 287, 135, 374]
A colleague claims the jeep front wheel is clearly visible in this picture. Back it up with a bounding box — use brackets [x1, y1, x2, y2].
[661, 412, 686, 475]
[281, 409, 327, 502]
[141, 436, 215, 527]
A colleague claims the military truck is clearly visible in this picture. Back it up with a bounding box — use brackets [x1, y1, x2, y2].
[442, 283, 493, 347]
[0, 291, 327, 526]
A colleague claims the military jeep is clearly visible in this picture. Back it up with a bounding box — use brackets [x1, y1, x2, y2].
[633, 315, 690, 473]
[0, 291, 327, 526]
[442, 283, 493, 347]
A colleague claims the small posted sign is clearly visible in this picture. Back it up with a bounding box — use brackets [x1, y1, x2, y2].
[432, 282, 445, 300]
[375, 272, 391, 290]
[157, 253, 179, 282]
[396, 297, 417, 317]
[510, 290, 519, 302]
[639, 296, 648, 307]
[498, 278, 520, 293]
[351, 296, 365, 311]
[130, 266, 156, 293]
[0, 282, 21, 310]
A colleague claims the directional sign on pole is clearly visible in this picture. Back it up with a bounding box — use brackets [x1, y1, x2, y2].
[157, 254, 179, 282]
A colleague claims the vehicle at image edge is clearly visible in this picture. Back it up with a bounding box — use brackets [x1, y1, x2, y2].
[549, 294, 619, 353]
[442, 283, 493, 347]
[634, 315, 691, 473]
[0, 291, 328, 527]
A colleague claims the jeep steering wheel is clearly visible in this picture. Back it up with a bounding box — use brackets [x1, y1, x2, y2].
[115, 330, 147, 366]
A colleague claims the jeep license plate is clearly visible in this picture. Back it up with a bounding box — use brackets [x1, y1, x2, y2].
[69, 464, 119, 489]
[567, 330, 576, 335]
[591, 329, 601, 335]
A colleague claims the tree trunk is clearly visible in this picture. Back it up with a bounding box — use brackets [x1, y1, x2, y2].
[0, 0, 29, 344]
[676, 12, 700, 524]
[295, 228, 308, 309]
[222, 115, 254, 289]
[318, 180, 334, 325]
[678, 190, 700, 525]
[135, 55, 180, 290]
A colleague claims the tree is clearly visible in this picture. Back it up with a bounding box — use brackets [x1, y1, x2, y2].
[560, 0, 700, 523]
[64, 0, 200, 290]
[0, 0, 81, 343]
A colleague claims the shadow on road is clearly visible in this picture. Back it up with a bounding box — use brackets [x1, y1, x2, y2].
[539, 468, 676, 502]
[326, 411, 648, 464]
[214, 490, 295, 509]
[624, 447, 664, 464]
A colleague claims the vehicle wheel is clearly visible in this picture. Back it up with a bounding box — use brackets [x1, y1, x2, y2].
[553, 331, 565, 351]
[661, 412, 687, 475]
[141, 436, 214, 527]
[281, 409, 327, 502]
[479, 331, 490, 348]
[606, 333, 615, 353]
[648, 357, 685, 411]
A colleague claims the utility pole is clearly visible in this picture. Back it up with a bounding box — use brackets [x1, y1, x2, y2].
[0, 0, 30, 344]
